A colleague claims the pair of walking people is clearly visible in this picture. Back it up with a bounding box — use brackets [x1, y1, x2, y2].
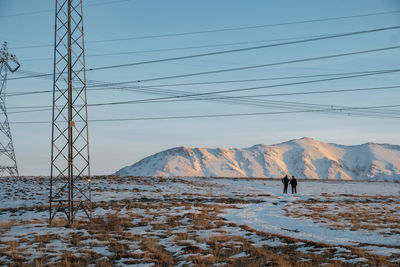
[281, 175, 297, 194]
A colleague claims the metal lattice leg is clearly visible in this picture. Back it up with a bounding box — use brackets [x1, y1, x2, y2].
[50, 0, 91, 226]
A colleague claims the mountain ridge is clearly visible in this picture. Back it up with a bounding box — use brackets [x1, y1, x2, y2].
[115, 138, 400, 181]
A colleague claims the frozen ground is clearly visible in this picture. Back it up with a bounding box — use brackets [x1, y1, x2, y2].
[0, 176, 399, 266]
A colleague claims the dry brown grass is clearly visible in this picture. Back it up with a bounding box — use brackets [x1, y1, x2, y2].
[58, 250, 113, 267]
[287, 197, 400, 234]
[90, 212, 132, 232]
[196, 232, 326, 267]
[165, 215, 183, 228]
[34, 233, 61, 245]
[173, 232, 190, 242]
[139, 238, 174, 265]
[0, 220, 20, 230]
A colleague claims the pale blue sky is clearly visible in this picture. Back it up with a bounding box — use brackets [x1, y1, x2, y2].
[1, 0, 400, 175]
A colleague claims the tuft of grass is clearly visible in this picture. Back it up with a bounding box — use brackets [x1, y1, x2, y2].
[90, 212, 132, 232]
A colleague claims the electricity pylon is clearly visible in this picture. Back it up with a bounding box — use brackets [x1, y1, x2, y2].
[50, 0, 91, 226]
[0, 42, 19, 178]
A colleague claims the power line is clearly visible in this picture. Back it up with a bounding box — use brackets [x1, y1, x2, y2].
[11, 42, 386, 85]
[8, 104, 400, 124]
[6, 69, 400, 110]
[6, 77, 400, 111]
[84, 81, 400, 117]
[5, 45, 400, 117]
[8, 96, 400, 122]
[89, 26, 400, 71]
[0, 0, 133, 19]
[87, 68, 400, 89]
[99, 85, 400, 105]
[86, 69, 400, 105]
[4, 68, 400, 123]
[82, 104, 400, 120]
[19, 33, 335, 62]
[19, 26, 400, 62]
[9, 42, 400, 83]
[88, 45, 400, 83]
[235, 99, 400, 116]
[8, 72, 52, 81]
[9, 10, 400, 49]
[8, 85, 400, 118]
[8, 108, 51, 114]
[6, 68, 400, 97]
[6, 72, 400, 119]
[83, 10, 400, 43]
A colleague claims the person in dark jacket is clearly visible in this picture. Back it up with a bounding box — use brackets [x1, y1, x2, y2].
[290, 176, 297, 194]
[281, 175, 289, 193]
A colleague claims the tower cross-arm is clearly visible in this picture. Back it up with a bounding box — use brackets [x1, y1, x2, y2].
[0, 42, 20, 72]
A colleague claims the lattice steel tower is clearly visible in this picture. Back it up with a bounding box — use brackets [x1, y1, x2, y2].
[50, 0, 91, 225]
[0, 42, 20, 178]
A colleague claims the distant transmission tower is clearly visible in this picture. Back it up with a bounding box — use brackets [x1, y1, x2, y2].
[0, 42, 20, 178]
[50, 0, 91, 225]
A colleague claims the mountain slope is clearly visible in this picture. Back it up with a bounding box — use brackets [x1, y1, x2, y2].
[115, 138, 400, 180]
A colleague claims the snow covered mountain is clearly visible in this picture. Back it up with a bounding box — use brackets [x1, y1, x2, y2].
[115, 138, 400, 180]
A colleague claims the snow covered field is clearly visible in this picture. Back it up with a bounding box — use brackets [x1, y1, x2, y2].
[0, 176, 399, 266]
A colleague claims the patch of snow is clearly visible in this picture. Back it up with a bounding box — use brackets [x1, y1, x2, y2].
[223, 201, 399, 246]
[361, 245, 400, 256]
[331, 257, 367, 264]
[230, 252, 249, 258]
[259, 238, 285, 247]
[90, 246, 113, 256]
